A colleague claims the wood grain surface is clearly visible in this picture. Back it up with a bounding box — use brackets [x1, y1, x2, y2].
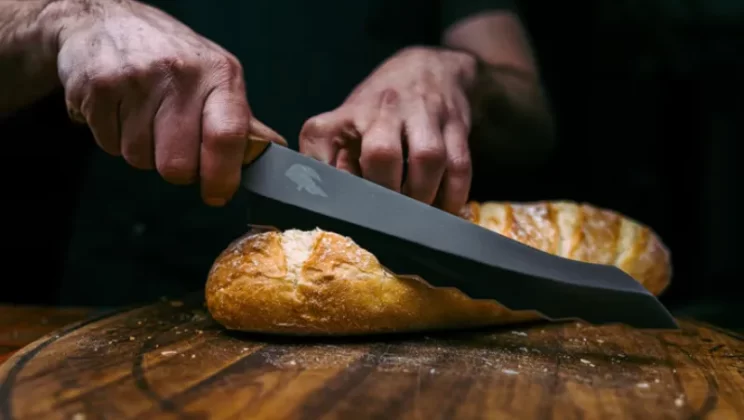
[1, 294, 743, 420]
[0, 305, 94, 365]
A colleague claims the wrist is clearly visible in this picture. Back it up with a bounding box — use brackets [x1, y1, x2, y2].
[40, 0, 108, 51]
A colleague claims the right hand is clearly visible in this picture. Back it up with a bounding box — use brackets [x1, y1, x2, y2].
[57, 0, 285, 206]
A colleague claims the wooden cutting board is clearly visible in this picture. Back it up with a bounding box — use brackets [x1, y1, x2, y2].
[1, 294, 743, 420]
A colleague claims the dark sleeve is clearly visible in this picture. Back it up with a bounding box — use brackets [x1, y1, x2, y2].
[440, 0, 517, 32]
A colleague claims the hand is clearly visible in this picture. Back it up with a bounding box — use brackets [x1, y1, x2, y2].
[57, 0, 285, 206]
[300, 46, 478, 214]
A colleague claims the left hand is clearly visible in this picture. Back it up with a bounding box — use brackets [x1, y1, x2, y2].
[299, 46, 478, 214]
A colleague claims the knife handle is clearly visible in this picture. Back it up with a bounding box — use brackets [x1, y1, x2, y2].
[243, 119, 287, 165]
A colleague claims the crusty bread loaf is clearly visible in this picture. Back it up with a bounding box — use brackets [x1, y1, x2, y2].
[205, 201, 672, 335]
[462, 201, 671, 296]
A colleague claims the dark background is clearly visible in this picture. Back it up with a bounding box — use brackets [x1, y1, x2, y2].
[2, 1, 742, 328]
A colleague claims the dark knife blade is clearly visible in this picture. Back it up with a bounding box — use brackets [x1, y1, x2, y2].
[241, 143, 679, 330]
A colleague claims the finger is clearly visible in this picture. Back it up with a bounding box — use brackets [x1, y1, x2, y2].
[336, 147, 362, 175]
[200, 85, 251, 207]
[437, 118, 472, 214]
[62, 51, 123, 155]
[299, 108, 357, 165]
[153, 85, 201, 185]
[402, 104, 446, 204]
[359, 89, 404, 191]
[119, 79, 159, 170]
[82, 91, 122, 156]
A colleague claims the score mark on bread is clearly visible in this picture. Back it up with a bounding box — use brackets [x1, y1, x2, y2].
[205, 201, 671, 335]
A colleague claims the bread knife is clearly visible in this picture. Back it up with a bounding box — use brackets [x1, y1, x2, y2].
[240, 139, 679, 330]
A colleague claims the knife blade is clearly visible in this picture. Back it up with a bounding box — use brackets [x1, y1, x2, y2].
[240, 141, 679, 330]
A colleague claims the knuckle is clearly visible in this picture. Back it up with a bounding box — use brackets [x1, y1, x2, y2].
[86, 68, 122, 93]
[155, 56, 201, 82]
[410, 145, 446, 167]
[118, 62, 148, 80]
[123, 153, 153, 170]
[301, 113, 331, 134]
[121, 135, 153, 169]
[204, 126, 247, 150]
[447, 154, 472, 177]
[424, 92, 445, 108]
[299, 116, 321, 139]
[211, 54, 242, 79]
[364, 143, 401, 165]
[299, 111, 340, 142]
[157, 158, 197, 184]
[64, 73, 88, 97]
[422, 93, 446, 116]
[155, 56, 188, 74]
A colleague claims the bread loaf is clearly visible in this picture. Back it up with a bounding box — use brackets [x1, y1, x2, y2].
[462, 201, 671, 296]
[205, 201, 672, 335]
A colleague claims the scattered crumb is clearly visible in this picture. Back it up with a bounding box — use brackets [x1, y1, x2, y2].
[673, 369, 677, 373]
[137, 321, 142, 326]
[597, 339, 604, 344]
[430, 368, 437, 374]
[287, 360, 297, 366]
[161, 351, 178, 356]
[580, 359, 595, 367]
[502, 369, 519, 375]
[242, 347, 248, 352]
[654, 378, 660, 383]
[170, 300, 184, 307]
[636, 382, 650, 389]
[129, 336, 135, 341]
[72, 413, 86, 420]
[675, 395, 685, 407]
[511, 331, 528, 337]
[543, 368, 548, 373]
[191, 354, 196, 359]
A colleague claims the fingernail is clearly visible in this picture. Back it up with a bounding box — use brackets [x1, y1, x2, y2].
[204, 197, 227, 207]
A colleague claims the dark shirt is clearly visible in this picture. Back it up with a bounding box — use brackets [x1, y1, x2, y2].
[57, 0, 515, 306]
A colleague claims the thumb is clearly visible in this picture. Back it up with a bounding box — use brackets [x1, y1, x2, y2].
[249, 118, 287, 146]
[244, 118, 286, 164]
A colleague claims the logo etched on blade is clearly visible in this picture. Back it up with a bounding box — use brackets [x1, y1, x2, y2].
[285, 164, 328, 197]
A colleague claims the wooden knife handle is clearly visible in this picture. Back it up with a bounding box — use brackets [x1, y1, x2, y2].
[244, 134, 272, 164]
[244, 119, 288, 165]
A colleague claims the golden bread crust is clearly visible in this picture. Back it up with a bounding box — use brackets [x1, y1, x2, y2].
[206, 201, 672, 335]
[206, 229, 537, 335]
[463, 201, 671, 296]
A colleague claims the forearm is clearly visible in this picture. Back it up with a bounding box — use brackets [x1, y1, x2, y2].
[0, 0, 86, 114]
[444, 11, 555, 167]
